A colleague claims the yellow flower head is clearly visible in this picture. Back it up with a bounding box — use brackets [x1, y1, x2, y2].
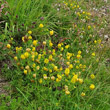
[36, 66, 40, 70]
[39, 24, 44, 28]
[92, 52, 95, 56]
[57, 74, 62, 80]
[21, 55, 25, 59]
[90, 84, 95, 90]
[71, 74, 78, 83]
[25, 65, 30, 70]
[33, 74, 36, 78]
[69, 64, 73, 69]
[51, 76, 55, 81]
[39, 78, 43, 83]
[43, 67, 48, 71]
[43, 41, 46, 45]
[33, 40, 38, 46]
[50, 30, 54, 36]
[65, 68, 70, 76]
[26, 48, 31, 52]
[88, 26, 91, 30]
[58, 43, 61, 48]
[65, 45, 70, 49]
[32, 63, 36, 68]
[7, 44, 11, 49]
[24, 69, 27, 75]
[78, 50, 81, 55]
[24, 52, 29, 58]
[90, 74, 95, 79]
[81, 92, 85, 97]
[78, 78, 83, 84]
[49, 55, 53, 61]
[44, 58, 49, 64]
[54, 66, 58, 71]
[28, 31, 32, 34]
[14, 56, 18, 61]
[49, 42, 53, 47]
[28, 36, 32, 40]
[65, 90, 70, 95]
[77, 54, 81, 59]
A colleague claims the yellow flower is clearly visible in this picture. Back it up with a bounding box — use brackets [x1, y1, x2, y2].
[33, 40, 38, 46]
[56, 78, 60, 82]
[14, 56, 18, 61]
[50, 30, 54, 36]
[7, 44, 11, 49]
[98, 39, 101, 44]
[32, 47, 35, 52]
[11, 37, 13, 40]
[92, 52, 95, 56]
[76, 66, 79, 69]
[88, 26, 91, 30]
[49, 55, 53, 61]
[65, 90, 70, 95]
[81, 92, 85, 97]
[51, 76, 55, 81]
[57, 74, 62, 80]
[43, 67, 48, 71]
[38, 54, 41, 60]
[39, 78, 43, 83]
[44, 76, 47, 80]
[33, 74, 36, 78]
[25, 65, 30, 70]
[21, 55, 25, 59]
[22, 37, 24, 42]
[66, 62, 70, 65]
[59, 67, 63, 71]
[58, 43, 61, 48]
[69, 64, 73, 69]
[43, 41, 46, 45]
[65, 45, 70, 49]
[79, 64, 83, 68]
[24, 69, 27, 75]
[28, 31, 32, 34]
[90, 84, 95, 90]
[78, 50, 81, 55]
[71, 74, 78, 83]
[77, 54, 81, 59]
[54, 66, 58, 71]
[36, 66, 40, 70]
[90, 74, 95, 79]
[67, 56, 70, 60]
[28, 36, 32, 40]
[39, 24, 44, 28]
[61, 47, 64, 51]
[64, 85, 68, 91]
[26, 48, 31, 52]
[32, 63, 36, 68]
[49, 42, 53, 47]
[77, 5, 79, 8]
[78, 78, 83, 84]
[94, 40, 97, 43]
[44, 58, 49, 64]
[82, 11, 85, 14]
[65, 68, 70, 76]
[49, 69, 52, 73]
[24, 52, 29, 58]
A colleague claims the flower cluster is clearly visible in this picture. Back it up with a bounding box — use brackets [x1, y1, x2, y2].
[7, 31, 96, 97]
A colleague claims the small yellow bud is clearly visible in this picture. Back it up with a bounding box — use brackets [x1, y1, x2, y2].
[39, 24, 44, 28]
[90, 84, 95, 90]
[7, 44, 11, 49]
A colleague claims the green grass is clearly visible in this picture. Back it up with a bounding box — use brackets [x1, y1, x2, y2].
[0, 0, 110, 110]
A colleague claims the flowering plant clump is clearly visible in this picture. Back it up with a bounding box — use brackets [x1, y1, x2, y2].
[6, 31, 97, 98]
